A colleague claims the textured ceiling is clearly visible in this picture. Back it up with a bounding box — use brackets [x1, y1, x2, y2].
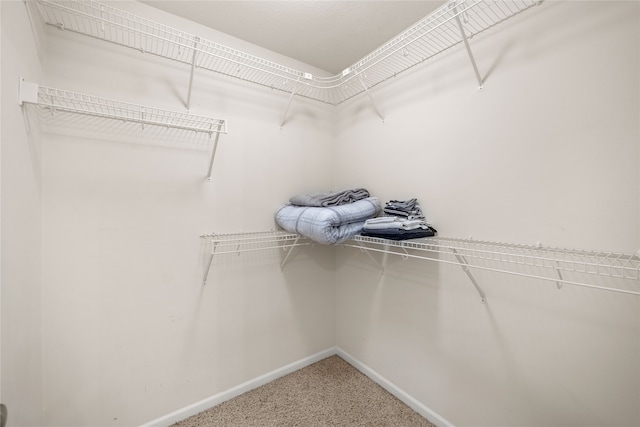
[141, 1, 447, 74]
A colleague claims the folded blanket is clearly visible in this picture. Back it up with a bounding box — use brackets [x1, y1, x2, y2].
[275, 197, 381, 244]
[289, 188, 370, 207]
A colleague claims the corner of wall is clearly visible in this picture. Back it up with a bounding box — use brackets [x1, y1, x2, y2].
[1, 1, 44, 426]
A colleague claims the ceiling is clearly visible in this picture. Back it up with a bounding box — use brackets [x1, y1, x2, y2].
[140, 1, 447, 74]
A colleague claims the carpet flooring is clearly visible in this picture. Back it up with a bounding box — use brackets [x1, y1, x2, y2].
[172, 355, 436, 426]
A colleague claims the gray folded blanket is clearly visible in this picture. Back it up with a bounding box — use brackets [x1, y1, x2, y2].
[289, 188, 370, 207]
[275, 197, 381, 245]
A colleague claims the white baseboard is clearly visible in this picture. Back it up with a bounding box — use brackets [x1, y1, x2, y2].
[336, 347, 454, 427]
[141, 346, 453, 427]
[140, 347, 338, 427]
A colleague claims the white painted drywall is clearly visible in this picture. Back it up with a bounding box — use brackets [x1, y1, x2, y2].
[36, 2, 337, 425]
[335, 1, 639, 426]
[4, 1, 639, 426]
[0, 1, 45, 425]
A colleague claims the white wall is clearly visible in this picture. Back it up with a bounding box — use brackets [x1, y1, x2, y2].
[5, 0, 640, 426]
[36, 2, 336, 426]
[335, 1, 639, 427]
[1, 1, 45, 426]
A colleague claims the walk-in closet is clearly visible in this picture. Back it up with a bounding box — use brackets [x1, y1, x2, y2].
[2, 1, 639, 426]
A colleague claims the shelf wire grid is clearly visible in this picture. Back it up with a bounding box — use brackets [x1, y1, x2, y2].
[351, 235, 640, 280]
[33, 0, 311, 99]
[200, 231, 313, 256]
[346, 235, 640, 296]
[34, 85, 226, 135]
[197, 232, 639, 295]
[341, 0, 538, 102]
[33, 0, 539, 106]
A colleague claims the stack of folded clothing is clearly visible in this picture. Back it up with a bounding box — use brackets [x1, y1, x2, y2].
[383, 198, 424, 219]
[275, 188, 381, 245]
[361, 198, 437, 240]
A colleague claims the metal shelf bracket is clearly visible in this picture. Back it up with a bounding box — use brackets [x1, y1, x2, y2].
[537, 242, 564, 290]
[206, 131, 221, 181]
[452, 1, 484, 89]
[280, 235, 301, 270]
[199, 231, 312, 284]
[186, 36, 200, 111]
[357, 73, 385, 123]
[280, 77, 301, 129]
[355, 240, 385, 276]
[451, 248, 487, 303]
[202, 239, 218, 285]
[555, 267, 564, 290]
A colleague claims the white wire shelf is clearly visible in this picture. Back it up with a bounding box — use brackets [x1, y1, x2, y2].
[200, 231, 312, 256]
[197, 230, 640, 296]
[31, 0, 540, 107]
[19, 79, 226, 135]
[19, 79, 227, 180]
[345, 235, 640, 297]
[199, 231, 313, 284]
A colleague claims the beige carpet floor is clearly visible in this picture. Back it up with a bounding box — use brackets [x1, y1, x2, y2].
[172, 355, 436, 427]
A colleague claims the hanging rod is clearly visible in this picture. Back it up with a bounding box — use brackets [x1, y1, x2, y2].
[31, 0, 540, 107]
[344, 235, 640, 297]
[199, 231, 313, 284]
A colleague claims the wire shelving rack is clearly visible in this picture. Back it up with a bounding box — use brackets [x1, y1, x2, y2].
[20, 80, 226, 135]
[199, 231, 313, 284]
[198, 231, 640, 298]
[19, 79, 227, 179]
[31, 0, 540, 108]
[344, 235, 640, 299]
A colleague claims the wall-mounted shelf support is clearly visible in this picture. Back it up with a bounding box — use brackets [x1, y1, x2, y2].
[451, 248, 486, 303]
[280, 235, 301, 270]
[202, 252, 216, 286]
[452, 2, 484, 89]
[555, 267, 564, 290]
[18, 79, 227, 180]
[358, 74, 384, 123]
[354, 239, 385, 275]
[280, 77, 300, 128]
[186, 36, 200, 111]
[206, 131, 221, 181]
[199, 231, 312, 284]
